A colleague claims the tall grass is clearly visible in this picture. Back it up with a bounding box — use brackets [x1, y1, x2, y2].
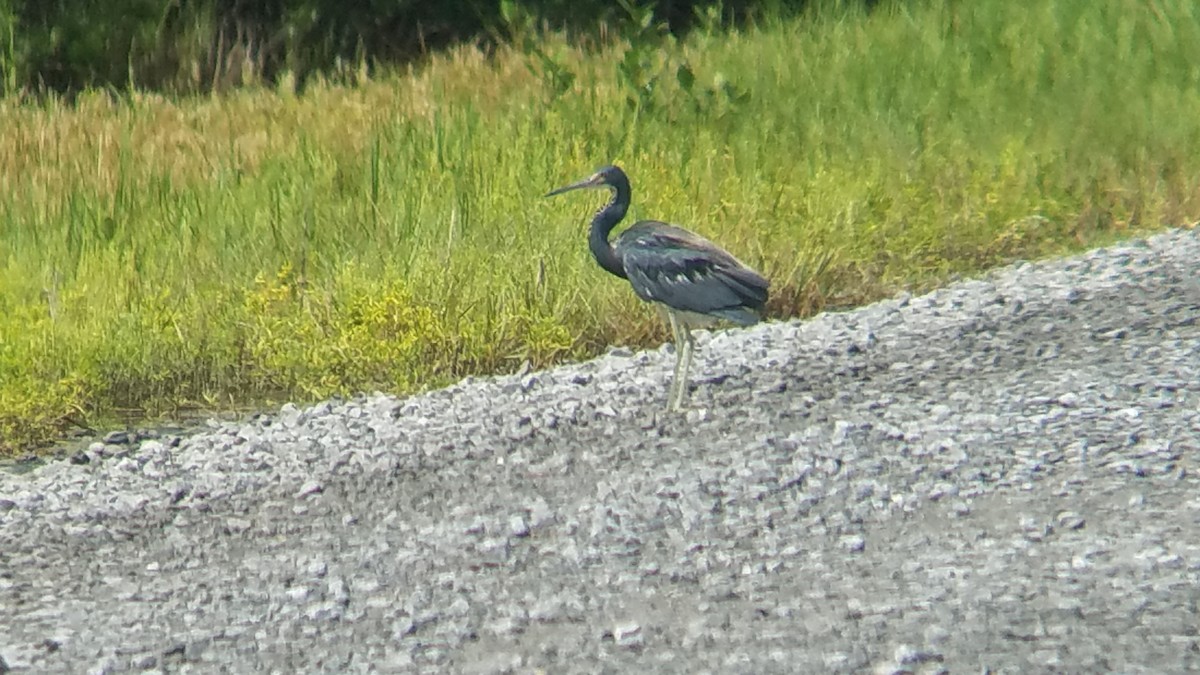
[2, 0, 1199, 452]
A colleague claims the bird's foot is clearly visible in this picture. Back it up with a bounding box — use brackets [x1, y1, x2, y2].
[663, 402, 711, 421]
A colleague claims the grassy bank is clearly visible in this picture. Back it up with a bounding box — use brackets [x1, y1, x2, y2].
[2, 0, 1199, 453]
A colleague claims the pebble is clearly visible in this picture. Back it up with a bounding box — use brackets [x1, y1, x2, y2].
[102, 431, 130, 445]
[295, 481, 324, 499]
[842, 535, 867, 553]
[612, 622, 644, 649]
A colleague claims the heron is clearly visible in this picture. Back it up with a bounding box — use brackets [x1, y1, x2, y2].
[546, 164, 769, 412]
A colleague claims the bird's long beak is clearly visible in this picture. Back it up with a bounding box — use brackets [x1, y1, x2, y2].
[545, 174, 602, 198]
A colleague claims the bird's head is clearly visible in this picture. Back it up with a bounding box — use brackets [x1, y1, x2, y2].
[545, 164, 627, 198]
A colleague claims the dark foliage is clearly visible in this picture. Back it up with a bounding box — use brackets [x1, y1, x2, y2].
[0, 0, 826, 97]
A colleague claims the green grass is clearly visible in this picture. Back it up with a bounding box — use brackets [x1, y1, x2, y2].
[2, 0, 1199, 453]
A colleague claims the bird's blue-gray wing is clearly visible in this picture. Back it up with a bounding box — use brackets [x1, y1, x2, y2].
[615, 222, 769, 325]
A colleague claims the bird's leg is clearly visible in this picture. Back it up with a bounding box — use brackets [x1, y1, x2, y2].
[674, 321, 695, 412]
[665, 310, 685, 411]
[665, 310, 695, 412]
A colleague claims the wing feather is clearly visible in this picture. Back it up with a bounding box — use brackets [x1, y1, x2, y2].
[615, 221, 769, 324]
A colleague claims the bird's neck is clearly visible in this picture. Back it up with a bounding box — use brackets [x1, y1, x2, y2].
[588, 184, 629, 279]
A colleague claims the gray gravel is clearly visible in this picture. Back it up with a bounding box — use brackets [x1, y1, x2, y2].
[2, 228, 1200, 674]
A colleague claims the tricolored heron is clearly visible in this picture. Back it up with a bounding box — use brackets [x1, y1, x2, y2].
[547, 164, 769, 411]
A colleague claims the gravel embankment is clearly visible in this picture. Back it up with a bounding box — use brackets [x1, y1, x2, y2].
[2, 228, 1199, 674]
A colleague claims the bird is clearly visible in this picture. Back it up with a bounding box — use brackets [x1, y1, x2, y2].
[546, 164, 769, 412]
